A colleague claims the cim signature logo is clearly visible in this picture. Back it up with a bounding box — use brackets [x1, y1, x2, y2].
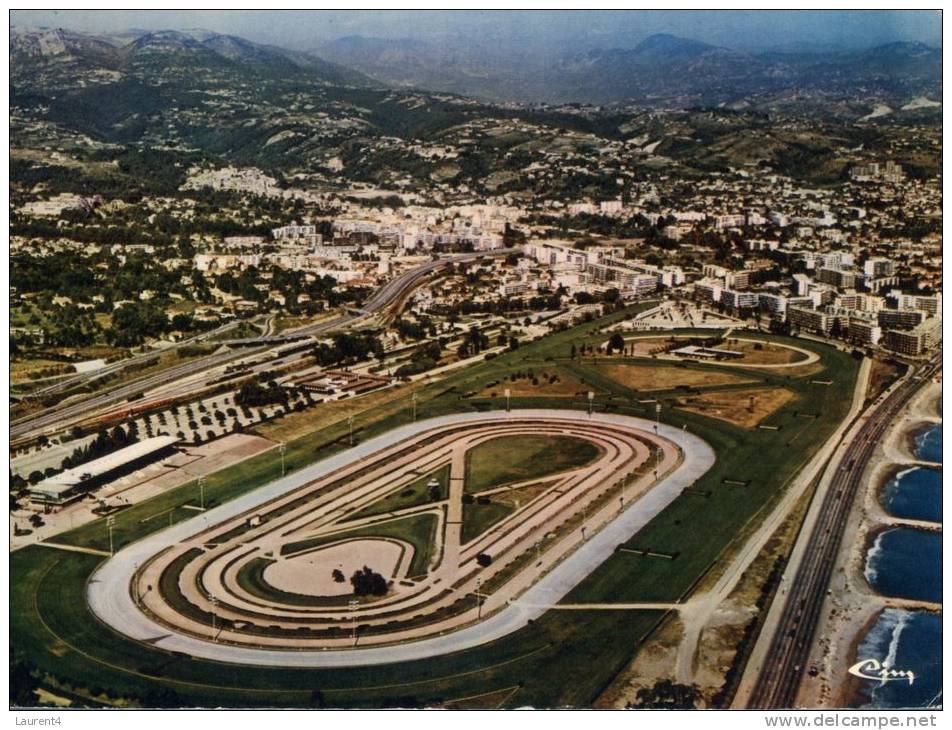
[848, 658, 916, 685]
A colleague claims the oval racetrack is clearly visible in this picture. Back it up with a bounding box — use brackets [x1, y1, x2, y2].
[88, 409, 715, 667]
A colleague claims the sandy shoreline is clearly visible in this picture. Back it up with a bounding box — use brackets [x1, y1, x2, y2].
[904, 421, 941, 463]
[796, 374, 942, 709]
[838, 610, 883, 707]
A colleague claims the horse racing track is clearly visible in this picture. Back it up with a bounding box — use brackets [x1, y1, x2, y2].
[88, 409, 715, 667]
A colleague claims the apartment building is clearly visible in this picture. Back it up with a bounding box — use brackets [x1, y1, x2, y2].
[788, 305, 833, 335]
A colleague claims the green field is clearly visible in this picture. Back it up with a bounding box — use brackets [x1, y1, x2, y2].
[465, 434, 602, 493]
[349, 465, 451, 520]
[10, 302, 860, 707]
[462, 500, 514, 544]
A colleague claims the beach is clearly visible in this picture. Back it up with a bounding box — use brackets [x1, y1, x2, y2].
[795, 373, 941, 709]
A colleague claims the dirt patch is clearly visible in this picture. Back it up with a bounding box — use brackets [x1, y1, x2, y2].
[11, 358, 74, 383]
[623, 336, 686, 358]
[676, 387, 797, 428]
[600, 363, 755, 392]
[781, 361, 828, 379]
[866, 358, 903, 402]
[266, 538, 410, 596]
[474, 371, 593, 399]
[718, 338, 806, 365]
[595, 614, 683, 708]
[620, 336, 817, 370]
[695, 612, 756, 705]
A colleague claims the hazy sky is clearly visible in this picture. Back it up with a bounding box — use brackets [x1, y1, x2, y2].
[10, 9, 942, 53]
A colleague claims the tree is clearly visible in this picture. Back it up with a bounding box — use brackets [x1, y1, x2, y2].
[609, 333, 625, 352]
[236, 378, 286, 407]
[632, 680, 700, 709]
[9, 657, 36, 707]
[331, 569, 345, 583]
[351, 566, 388, 596]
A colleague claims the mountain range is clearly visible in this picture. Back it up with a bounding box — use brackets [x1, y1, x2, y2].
[9, 25, 941, 198]
[12, 26, 941, 109]
[316, 32, 942, 105]
[10, 27, 372, 92]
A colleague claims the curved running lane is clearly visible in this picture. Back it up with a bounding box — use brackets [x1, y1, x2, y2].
[87, 409, 715, 667]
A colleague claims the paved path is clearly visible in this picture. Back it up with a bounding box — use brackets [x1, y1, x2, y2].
[511, 601, 680, 611]
[87, 409, 714, 668]
[37, 542, 111, 557]
[675, 356, 871, 685]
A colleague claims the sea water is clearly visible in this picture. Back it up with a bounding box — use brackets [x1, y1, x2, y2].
[881, 466, 942, 523]
[864, 527, 941, 604]
[913, 424, 942, 464]
[855, 608, 941, 709]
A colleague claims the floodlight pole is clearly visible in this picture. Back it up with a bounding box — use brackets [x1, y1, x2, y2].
[476, 577, 483, 620]
[588, 390, 594, 416]
[198, 476, 206, 510]
[412, 392, 417, 422]
[348, 415, 354, 446]
[349, 599, 359, 645]
[107, 515, 115, 556]
[505, 388, 511, 413]
[210, 596, 218, 641]
[279, 442, 286, 476]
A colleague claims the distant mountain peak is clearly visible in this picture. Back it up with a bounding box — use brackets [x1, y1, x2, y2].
[632, 33, 719, 57]
[862, 40, 937, 57]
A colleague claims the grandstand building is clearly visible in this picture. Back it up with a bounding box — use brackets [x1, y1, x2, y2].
[28, 436, 181, 506]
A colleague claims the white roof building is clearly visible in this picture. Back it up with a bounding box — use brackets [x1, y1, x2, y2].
[30, 436, 180, 504]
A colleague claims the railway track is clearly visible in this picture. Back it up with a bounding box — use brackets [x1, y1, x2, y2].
[747, 353, 941, 708]
[11, 251, 511, 440]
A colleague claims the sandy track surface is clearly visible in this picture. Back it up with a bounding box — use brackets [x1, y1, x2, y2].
[264, 538, 412, 597]
[88, 409, 714, 667]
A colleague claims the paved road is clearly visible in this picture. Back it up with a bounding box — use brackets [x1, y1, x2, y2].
[673, 356, 872, 685]
[12, 251, 512, 440]
[22, 321, 244, 400]
[87, 409, 715, 668]
[745, 353, 941, 708]
[11, 349, 244, 440]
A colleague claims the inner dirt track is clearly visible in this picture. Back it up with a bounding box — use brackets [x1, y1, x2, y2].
[88, 409, 715, 667]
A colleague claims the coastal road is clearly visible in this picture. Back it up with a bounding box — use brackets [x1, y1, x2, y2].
[744, 353, 941, 709]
